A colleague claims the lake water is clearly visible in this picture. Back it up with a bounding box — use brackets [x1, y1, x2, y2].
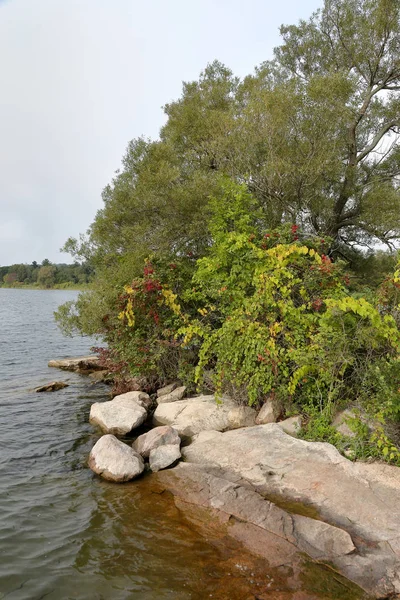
[0, 289, 368, 600]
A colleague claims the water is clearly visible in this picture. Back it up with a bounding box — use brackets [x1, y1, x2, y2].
[0, 289, 368, 600]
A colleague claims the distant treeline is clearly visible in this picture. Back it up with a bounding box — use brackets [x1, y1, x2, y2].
[0, 259, 93, 289]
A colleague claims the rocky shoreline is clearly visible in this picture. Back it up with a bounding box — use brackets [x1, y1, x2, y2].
[49, 356, 400, 599]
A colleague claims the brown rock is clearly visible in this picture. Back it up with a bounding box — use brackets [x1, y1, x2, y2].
[35, 381, 69, 392]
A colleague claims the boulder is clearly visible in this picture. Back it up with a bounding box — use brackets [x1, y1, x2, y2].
[90, 395, 147, 435]
[48, 356, 101, 373]
[88, 434, 144, 482]
[113, 390, 152, 411]
[133, 425, 180, 458]
[181, 424, 400, 598]
[149, 444, 181, 472]
[277, 415, 302, 436]
[255, 398, 279, 424]
[35, 381, 69, 392]
[332, 408, 358, 437]
[89, 370, 110, 382]
[156, 385, 186, 404]
[157, 382, 179, 398]
[153, 395, 256, 437]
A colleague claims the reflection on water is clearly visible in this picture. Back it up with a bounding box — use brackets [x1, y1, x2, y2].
[0, 290, 369, 600]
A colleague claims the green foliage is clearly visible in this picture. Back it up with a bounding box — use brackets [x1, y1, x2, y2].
[178, 183, 400, 414]
[56, 1, 400, 461]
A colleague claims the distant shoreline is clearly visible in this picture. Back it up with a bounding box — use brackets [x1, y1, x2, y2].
[0, 283, 91, 291]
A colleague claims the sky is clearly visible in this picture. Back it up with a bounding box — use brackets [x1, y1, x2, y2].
[0, 0, 322, 265]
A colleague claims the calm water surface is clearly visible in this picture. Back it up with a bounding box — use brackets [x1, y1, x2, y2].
[0, 289, 367, 600]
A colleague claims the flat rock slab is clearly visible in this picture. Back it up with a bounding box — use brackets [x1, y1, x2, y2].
[90, 396, 147, 435]
[35, 381, 69, 392]
[181, 424, 400, 598]
[149, 444, 181, 472]
[48, 356, 101, 373]
[89, 434, 144, 482]
[133, 426, 180, 458]
[153, 395, 256, 437]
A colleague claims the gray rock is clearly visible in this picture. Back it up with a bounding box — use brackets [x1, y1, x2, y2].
[332, 409, 358, 437]
[181, 424, 400, 597]
[133, 426, 180, 458]
[88, 434, 144, 482]
[35, 381, 69, 392]
[255, 399, 279, 424]
[293, 514, 355, 559]
[89, 396, 147, 435]
[149, 444, 181, 472]
[157, 382, 179, 398]
[156, 386, 186, 404]
[113, 390, 151, 411]
[277, 415, 302, 436]
[48, 356, 101, 373]
[153, 395, 256, 437]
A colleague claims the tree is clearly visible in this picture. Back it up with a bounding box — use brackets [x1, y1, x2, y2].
[267, 0, 400, 248]
[37, 265, 56, 288]
[58, 0, 400, 341]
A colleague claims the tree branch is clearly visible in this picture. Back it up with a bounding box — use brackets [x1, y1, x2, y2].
[357, 122, 399, 163]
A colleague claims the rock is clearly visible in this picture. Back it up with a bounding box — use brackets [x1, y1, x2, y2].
[149, 444, 181, 472]
[277, 415, 302, 436]
[35, 381, 69, 392]
[293, 514, 355, 559]
[133, 426, 180, 458]
[156, 386, 186, 404]
[156, 463, 354, 558]
[113, 390, 152, 411]
[89, 395, 147, 435]
[332, 408, 358, 437]
[157, 382, 179, 398]
[255, 398, 280, 424]
[153, 465, 367, 598]
[181, 424, 400, 598]
[89, 370, 110, 382]
[88, 434, 144, 482]
[153, 395, 256, 437]
[48, 356, 101, 373]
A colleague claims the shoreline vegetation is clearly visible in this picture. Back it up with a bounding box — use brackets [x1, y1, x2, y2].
[53, 0, 400, 469]
[1, 282, 91, 291]
[0, 260, 93, 290]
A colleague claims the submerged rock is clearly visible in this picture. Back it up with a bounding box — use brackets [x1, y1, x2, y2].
[149, 444, 181, 472]
[153, 395, 256, 437]
[133, 425, 180, 458]
[181, 424, 400, 598]
[35, 381, 69, 392]
[89, 434, 144, 482]
[90, 395, 147, 435]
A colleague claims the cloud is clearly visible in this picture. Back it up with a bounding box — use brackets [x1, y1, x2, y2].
[0, 0, 322, 265]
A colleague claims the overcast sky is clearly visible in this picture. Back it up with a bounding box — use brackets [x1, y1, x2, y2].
[0, 0, 322, 265]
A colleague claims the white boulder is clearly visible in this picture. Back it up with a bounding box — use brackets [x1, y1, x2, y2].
[88, 434, 144, 482]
